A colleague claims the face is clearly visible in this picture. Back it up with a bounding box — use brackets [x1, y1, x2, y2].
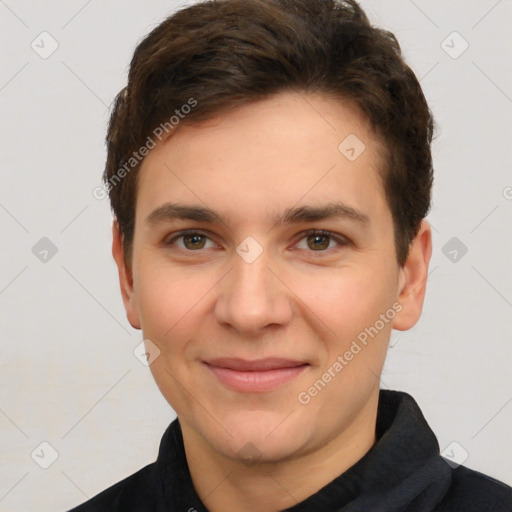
[113, 91, 431, 465]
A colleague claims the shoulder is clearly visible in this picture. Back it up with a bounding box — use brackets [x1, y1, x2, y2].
[436, 463, 512, 511]
[67, 462, 159, 512]
[67, 419, 185, 511]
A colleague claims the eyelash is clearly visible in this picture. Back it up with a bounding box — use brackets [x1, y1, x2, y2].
[164, 229, 351, 253]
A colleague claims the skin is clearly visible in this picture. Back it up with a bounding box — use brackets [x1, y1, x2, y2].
[112, 91, 432, 512]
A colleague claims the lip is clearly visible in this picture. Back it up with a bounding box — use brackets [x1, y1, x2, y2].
[204, 358, 309, 393]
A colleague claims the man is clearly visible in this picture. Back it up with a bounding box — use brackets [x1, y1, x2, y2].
[70, 0, 512, 510]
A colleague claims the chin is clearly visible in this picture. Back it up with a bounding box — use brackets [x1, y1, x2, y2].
[205, 409, 312, 464]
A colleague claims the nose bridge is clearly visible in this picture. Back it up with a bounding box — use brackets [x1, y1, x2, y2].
[214, 241, 292, 332]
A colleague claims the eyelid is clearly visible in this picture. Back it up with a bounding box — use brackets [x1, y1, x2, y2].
[164, 229, 218, 248]
[164, 228, 351, 251]
[293, 229, 351, 250]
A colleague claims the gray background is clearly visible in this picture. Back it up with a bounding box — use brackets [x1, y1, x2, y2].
[1, 1, 511, 510]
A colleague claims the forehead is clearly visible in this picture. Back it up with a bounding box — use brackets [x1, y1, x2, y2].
[135, 91, 389, 229]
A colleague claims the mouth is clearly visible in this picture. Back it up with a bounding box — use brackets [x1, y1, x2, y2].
[203, 357, 310, 393]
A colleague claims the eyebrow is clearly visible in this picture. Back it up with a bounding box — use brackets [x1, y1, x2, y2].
[145, 201, 370, 227]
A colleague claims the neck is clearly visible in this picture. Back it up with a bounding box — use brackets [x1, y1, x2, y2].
[181, 392, 379, 512]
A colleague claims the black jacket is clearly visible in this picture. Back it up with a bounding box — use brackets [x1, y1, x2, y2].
[68, 390, 512, 511]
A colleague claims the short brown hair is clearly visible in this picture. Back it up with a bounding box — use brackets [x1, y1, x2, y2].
[104, 0, 435, 267]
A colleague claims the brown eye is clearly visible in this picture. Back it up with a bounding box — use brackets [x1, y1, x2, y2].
[182, 233, 207, 250]
[165, 231, 215, 251]
[307, 233, 330, 250]
[295, 230, 349, 252]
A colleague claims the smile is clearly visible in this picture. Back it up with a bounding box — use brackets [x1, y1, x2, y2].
[203, 358, 310, 393]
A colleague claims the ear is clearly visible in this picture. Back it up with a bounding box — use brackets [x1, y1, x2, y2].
[392, 219, 432, 331]
[112, 219, 141, 330]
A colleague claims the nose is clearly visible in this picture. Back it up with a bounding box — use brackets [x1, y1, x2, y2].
[214, 246, 293, 335]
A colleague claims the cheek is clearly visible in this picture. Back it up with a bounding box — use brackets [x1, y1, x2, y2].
[293, 267, 393, 330]
[294, 269, 395, 397]
[135, 262, 215, 350]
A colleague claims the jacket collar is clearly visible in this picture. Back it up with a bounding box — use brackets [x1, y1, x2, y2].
[156, 390, 452, 511]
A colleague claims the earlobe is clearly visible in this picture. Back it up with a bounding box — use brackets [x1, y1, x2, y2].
[112, 220, 142, 330]
[392, 220, 432, 332]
